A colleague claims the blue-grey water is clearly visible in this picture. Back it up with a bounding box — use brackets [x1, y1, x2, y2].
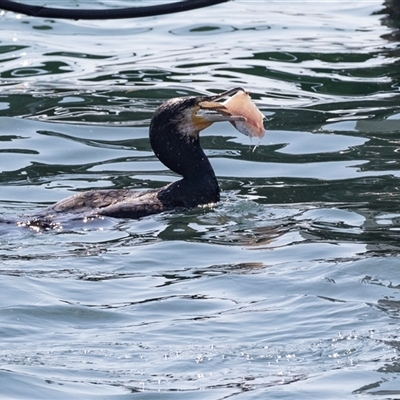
[1, 1, 400, 398]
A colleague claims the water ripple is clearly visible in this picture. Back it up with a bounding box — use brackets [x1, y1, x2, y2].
[1, 1, 400, 398]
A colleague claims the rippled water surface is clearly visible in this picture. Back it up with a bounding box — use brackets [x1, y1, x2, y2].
[1, 0, 400, 398]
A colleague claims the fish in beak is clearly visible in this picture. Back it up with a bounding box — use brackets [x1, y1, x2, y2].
[196, 87, 265, 138]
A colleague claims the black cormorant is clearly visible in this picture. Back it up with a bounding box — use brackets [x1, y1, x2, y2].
[43, 88, 254, 220]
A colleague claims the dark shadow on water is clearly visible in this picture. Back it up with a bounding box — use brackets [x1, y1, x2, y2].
[376, 0, 400, 77]
[376, 0, 400, 42]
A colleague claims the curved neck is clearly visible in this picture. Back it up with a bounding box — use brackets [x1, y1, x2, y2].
[152, 136, 220, 207]
[149, 104, 220, 206]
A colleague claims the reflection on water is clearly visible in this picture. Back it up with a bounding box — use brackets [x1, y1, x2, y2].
[1, 1, 400, 398]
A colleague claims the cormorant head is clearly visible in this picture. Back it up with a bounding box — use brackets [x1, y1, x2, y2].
[150, 87, 248, 142]
[149, 88, 252, 179]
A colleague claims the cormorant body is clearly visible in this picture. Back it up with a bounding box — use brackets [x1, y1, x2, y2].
[41, 88, 248, 220]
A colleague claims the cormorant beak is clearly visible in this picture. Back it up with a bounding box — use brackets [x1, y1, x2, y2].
[192, 87, 265, 139]
[195, 87, 248, 125]
[196, 100, 247, 124]
[206, 87, 247, 102]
